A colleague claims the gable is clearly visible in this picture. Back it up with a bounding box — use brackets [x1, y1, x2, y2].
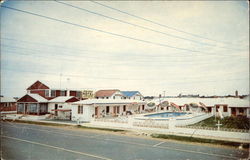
[66, 97, 80, 103]
[112, 91, 123, 97]
[17, 95, 38, 102]
[27, 80, 50, 90]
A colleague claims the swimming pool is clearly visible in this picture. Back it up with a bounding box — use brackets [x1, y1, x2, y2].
[144, 112, 188, 118]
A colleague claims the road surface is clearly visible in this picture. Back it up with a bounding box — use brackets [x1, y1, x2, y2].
[1, 121, 249, 160]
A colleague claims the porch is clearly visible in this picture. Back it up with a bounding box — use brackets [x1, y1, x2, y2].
[17, 103, 48, 115]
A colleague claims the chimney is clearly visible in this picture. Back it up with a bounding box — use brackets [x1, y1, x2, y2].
[235, 90, 238, 97]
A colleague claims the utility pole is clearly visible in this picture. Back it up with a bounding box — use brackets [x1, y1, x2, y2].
[59, 73, 62, 89]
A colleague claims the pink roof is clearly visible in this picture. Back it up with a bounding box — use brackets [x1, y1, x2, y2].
[95, 90, 120, 97]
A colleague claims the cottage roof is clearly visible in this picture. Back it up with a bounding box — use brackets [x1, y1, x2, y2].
[49, 96, 79, 103]
[150, 97, 249, 108]
[73, 99, 145, 105]
[121, 91, 141, 97]
[95, 89, 120, 97]
[27, 93, 48, 102]
[27, 80, 50, 90]
[0, 97, 16, 103]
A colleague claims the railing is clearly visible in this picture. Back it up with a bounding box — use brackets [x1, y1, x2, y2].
[133, 121, 168, 129]
[178, 125, 249, 133]
[94, 118, 128, 124]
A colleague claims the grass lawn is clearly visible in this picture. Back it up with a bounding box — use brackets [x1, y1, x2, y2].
[189, 116, 250, 130]
[151, 133, 249, 148]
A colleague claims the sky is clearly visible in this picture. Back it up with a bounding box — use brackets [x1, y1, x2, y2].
[0, 1, 249, 97]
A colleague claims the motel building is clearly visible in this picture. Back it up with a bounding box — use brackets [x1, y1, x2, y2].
[121, 91, 144, 100]
[0, 96, 17, 112]
[72, 99, 146, 122]
[152, 96, 250, 118]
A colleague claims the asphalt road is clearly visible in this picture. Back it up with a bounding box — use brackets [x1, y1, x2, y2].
[1, 122, 249, 160]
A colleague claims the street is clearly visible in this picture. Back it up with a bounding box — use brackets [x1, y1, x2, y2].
[1, 122, 249, 160]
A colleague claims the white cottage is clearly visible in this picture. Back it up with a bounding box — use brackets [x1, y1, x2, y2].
[48, 96, 79, 120]
[95, 89, 124, 99]
[72, 99, 146, 122]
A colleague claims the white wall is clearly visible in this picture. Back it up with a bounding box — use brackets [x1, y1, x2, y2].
[72, 105, 94, 122]
[131, 95, 143, 100]
[111, 91, 123, 99]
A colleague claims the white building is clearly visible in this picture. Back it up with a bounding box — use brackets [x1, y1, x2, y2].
[72, 99, 146, 122]
[95, 89, 124, 99]
[48, 96, 79, 120]
[147, 97, 250, 118]
[121, 91, 144, 100]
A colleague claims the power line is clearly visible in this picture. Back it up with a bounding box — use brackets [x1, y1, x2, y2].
[4, 37, 242, 59]
[2, 44, 245, 66]
[2, 67, 248, 84]
[1, 37, 193, 58]
[55, 0, 242, 51]
[1, 5, 238, 56]
[90, 1, 246, 47]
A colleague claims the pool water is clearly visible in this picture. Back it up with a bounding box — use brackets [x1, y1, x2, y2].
[145, 112, 188, 118]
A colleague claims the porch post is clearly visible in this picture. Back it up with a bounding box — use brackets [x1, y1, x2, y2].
[24, 103, 27, 114]
[37, 103, 40, 116]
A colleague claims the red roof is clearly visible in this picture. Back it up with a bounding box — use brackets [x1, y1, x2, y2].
[95, 90, 120, 97]
[27, 80, 50, 90]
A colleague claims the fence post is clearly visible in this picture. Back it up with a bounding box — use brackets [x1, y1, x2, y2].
[169, 118, 176, 130]
[128, 116, 134, 127]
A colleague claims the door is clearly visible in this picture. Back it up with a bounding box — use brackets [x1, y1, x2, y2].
[55, 104, 58, 116]
[95, 107, 98, 117]
[106, 106, 110, 114]
[231, 108, 236, 116]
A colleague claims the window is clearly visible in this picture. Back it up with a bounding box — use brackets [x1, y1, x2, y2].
[123, 105, 126, 112]
[78, 105, 83, 114]
[113, 96, 115, 99]
[106, 97, 109, 99]
[60, 91, 66, 96]
[45, 90, 49, 97]
[51, 90, 56, 97]
[76, 91, 81, 98]
[239, 108, 244, 114]
[142, 105, 145, 110]
[223, 105, 228, 112]
[28, 104, 37, 113]
[17, 103, 24, 113]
